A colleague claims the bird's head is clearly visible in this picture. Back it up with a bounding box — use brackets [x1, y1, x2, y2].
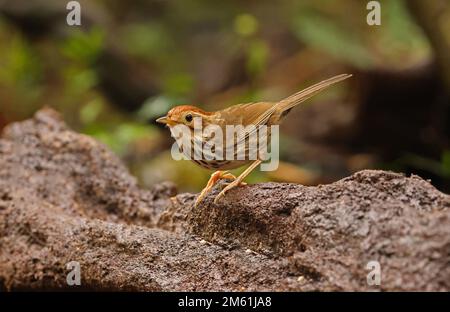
[156, 105, 214, 129]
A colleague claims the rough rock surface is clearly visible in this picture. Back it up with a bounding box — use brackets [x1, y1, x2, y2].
[0, 108, 449, 291]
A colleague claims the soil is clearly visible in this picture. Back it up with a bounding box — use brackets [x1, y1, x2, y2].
[0, 108, 449, 291]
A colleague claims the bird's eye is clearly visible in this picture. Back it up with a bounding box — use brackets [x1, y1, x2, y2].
[185, 114, 193, 122]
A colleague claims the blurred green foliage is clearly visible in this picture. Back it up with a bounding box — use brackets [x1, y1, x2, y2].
[234, 13, 259, 37]
[0, 36, 42, 88]
[291, 0, 430, 69]
[292, 11, 374, 69]
[0, 0, 446, 192]
[85, 122, 158, 156]
[60, 27, 104, 64]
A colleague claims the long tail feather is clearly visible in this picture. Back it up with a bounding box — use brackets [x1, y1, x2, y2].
[233, 73, 352, 147]
[276, 73, 352, 113]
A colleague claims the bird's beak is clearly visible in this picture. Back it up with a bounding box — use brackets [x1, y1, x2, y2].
[156, 116, 168, 124]
[156, 116, 175, 126]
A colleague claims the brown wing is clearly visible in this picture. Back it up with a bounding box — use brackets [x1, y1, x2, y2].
[216, 102, 276, 155]
[219, 74, 352, 126]
[216, 74, 352, 147]
[217, 101, 275, 126]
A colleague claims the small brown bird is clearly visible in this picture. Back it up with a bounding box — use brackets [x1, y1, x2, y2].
[157, 74, 352, 206]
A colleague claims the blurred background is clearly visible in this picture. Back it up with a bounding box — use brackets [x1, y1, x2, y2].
[0, 0, 449, 193]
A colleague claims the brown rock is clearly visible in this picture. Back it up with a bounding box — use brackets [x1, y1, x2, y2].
[0, 108, 449, 291]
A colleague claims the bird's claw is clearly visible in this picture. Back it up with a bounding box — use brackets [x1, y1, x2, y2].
[220, 181, 247, 189]
[195, 183, 217, 207]
[194, 191, 207, 208]
[213, 190, 226, 204]
[213, 179, 244, 204]
[195, 170, 237, 208]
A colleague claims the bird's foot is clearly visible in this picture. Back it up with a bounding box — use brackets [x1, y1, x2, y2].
[220, 180, 247, 189]
[213, 178, 246, 204]
[213, 159, 261, 204]
[195, 171, 236, 207]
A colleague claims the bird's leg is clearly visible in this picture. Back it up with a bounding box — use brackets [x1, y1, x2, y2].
[195, 170, 237, 207]
[214, 160, 262, 204]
